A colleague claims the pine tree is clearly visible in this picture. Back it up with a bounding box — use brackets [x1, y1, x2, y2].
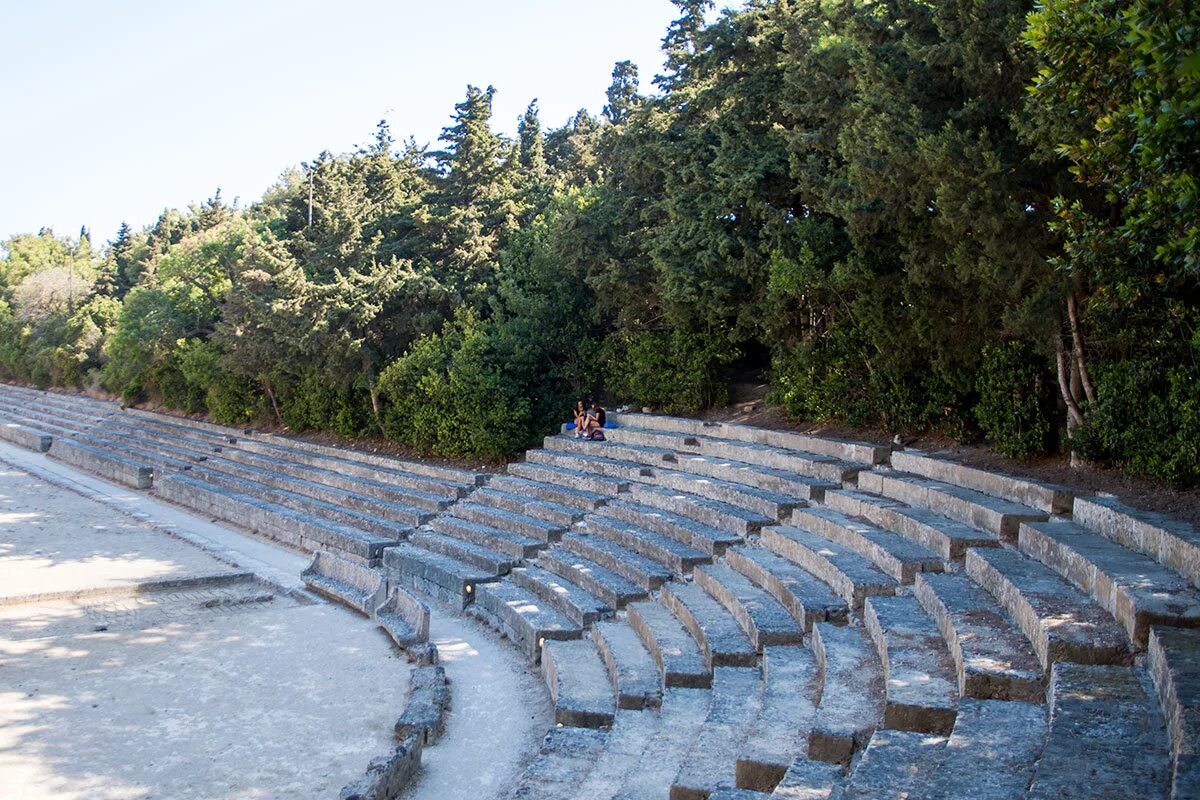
[604, 61, 640, 125]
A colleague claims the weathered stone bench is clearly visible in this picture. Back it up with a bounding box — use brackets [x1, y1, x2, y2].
[382, 542, 500, 608]
[836, 728, 947, 798]
[376, 585, 431, 654]
[469, 485, 586, 527]
[672, 451, 838, 502]
[448, 500, 565, 543]
[428, 514, 544, 559]
[301, 550, 388, 615]
[652, 468, 800, 520]
[507, 460, 629, 496]
[808, 622, 884, 764]
[509, 565, 611, 626]
[918, 698, 1046, 800]
[661, 582, 758, 667]
[536, 547, 647, 609]
[559, 531, 674, 591]
[857, 469, 1049, 540]
[965, 546, 1131, 669]
[591, 618, 663, 709]
[0, 420, 51, 452]
[509, 726, 609, 799]
[889, 449, 1073, 514]
[628, 482, 771, 537]
[863, 595, 958, 735]
[604, 498, 742, 555]
[473, 580, 581, 662]
[542, 637, 617, 728]
[585, 514, 712, 575]
[735, 645, 819, 792]
[526, 446, 655, 483]
[1148, 626, 1200, 798]
[670, 666, 764, 800]
[47, 437, 153, 489]
[394, 664, 450, 744]
[693, 563, 805, 649]
[913, 571, 1044, 702]
[723, 547, 848, 631]
[627, 598, 712, 688]
[487, 474, 610, 512]
[760, 525, 895, 610]
[824, 489, 1000, 560]
[1075, 494, 1200, 590]
[1027, 662, 1171, 799]
[547, 432, 678, 467]
[1020, 517, 1200, 647]
[409, 530, 515, 575]
[790, 505, 944, 584]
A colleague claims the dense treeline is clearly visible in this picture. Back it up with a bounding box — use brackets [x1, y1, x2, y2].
[1, 0, 1197, 483]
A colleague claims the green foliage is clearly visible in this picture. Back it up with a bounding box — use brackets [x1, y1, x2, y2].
[1073, 362, 1200, 487]
[974, 342, 1056, 458]
[600, 330, 735, 415]
[1, 1, 1197, 486]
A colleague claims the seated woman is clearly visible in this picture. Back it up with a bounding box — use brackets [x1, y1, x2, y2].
[571, 399, 587, 438]
[582, 401, 607, 440]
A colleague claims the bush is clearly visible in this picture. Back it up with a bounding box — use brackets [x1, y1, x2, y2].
[279, 370, 375, 437]
[974, 341, 1057, 458]
[600, 331, 735, 414]
[1073, 361, 1200, 487]
[175, 339, 261, 424]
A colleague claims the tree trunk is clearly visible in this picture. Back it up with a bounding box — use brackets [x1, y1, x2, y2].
[1066, 292, 1096, 404]
[263, 378, 283, 425]
[1056, 336, 1086, 468]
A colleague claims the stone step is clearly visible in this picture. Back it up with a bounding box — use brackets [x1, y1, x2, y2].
[428, 514, 545, 559]
[0, 419, 52, 452]
[1028, 663, 1171, 799]
[542, 638, 618, 728]
[661, 582, 758, 668]
[249, 428, 483, 487]
[488, 474, 610, 511]
[808, 622, 884, 765]
[508, 566, 611, 625]
[536, 548, 648, 609]
[857, 470, 1049, 540]
[890, 449, 1073, 514]
[604, 424, 704, 453]
[375, 585, 431, 651]
[474, 581, 582, 662]
[912, 571, 1044, 702]
[694, 564, 805, 649]
[235, 435, 475, 498]
[1020, 518, 1200, 648]
[585, 515, 712, 575]
[671, 451, 838, 502]
[47, 437, 153, 488]
[69, 429, 197, 476]
[0, 407, 81, 440]
[725, 547, 849, 631]
[0, 402, 103, 435]
[965, 547, 1132, 670]
[628, 483, 771, 537]
[824, 489, 1000, 560]
[511, 726, 609, 800]
[586, 688, 713, 799]
[1074, 495, 1200, 592]
[670, 666, 765, 800]
[155, 473, 391, 563]
[560, 532, 674, 591]
[1148, 626, 1200, 799]
[863, 595, 959, 735]
[697, 437, 860, 485]
[790, 505, 944, 584]
[118, 407, 244, 447]
[382, 542, 500, 608]
[919, 699, 1047, 800]
[592, 618, 664, 710]
[627, 599, 713, 688]
[409, 531, 515, 576]
[736, 646, 821, 792]
[508, 461, 628, 496]
[710, 421, 887, 468]
[653, 468, 800, 520]
[545, 432, 678, 467]
[470, 485, 586, 527]
[769, 758, 845, 800]
[527, 447, 655, 483]
[0, 384, 116, 415]
[839, 729, 948, 800]
[188, 464, 414, 539]
[760, 526, 896, 611]
[449, 501, 566, 543]
[300, 550, 387, 615]
[605, 498, 743, 555]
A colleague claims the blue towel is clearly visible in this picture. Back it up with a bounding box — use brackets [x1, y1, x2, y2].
[565, 422, 577, 430]
[604, 422, 617, 429]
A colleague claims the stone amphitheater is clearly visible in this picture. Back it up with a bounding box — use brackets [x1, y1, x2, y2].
[1, 381, 1198, 800]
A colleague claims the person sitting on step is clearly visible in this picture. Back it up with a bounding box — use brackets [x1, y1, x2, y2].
[571, 399, 587, 438]
[583, 401, 607, 440]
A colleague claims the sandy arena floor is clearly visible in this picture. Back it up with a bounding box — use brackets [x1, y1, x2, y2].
[0, 462, 413, 800]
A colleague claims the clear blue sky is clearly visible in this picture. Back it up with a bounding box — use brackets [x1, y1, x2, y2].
[0, 0, 683, 245]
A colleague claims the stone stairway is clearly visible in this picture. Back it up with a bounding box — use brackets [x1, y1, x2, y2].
[4, 385, 1199, 799]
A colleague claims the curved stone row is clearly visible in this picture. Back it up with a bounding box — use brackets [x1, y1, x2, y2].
[4, 383, 1200, 799]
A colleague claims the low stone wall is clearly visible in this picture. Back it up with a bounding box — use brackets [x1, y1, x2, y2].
[47, 437, 152, 489]
[0, 421, 52, 453]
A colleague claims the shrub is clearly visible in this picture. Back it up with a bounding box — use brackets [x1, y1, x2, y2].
[974, 341, 1057, 458]
[600, 330, 735, 414]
